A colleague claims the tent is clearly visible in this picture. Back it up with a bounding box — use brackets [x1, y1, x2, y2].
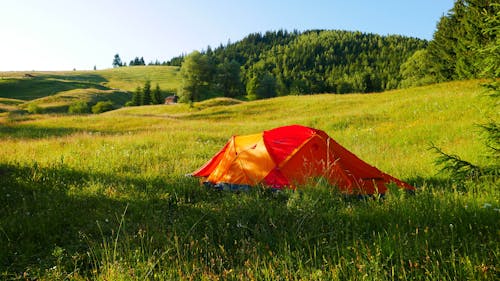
[191, 125, 415, 194]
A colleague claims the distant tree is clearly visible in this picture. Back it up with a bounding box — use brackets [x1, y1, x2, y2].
[142, 80, 152, 105]
[130, 57, 146, 66]
[179, 51, 214, 102]
[400, 49, 438, 88]
[91, 101, 114, 114]
[131, 86, 142, 105]
[112, 54, 123, 68]
[68, 101, 90, 114]
[216, 59, 243, 98]
[167, 55, 184, 66]
[27, 103, 44, 114]
[152, 83, 163, 104]
[246, 72, 277, 100]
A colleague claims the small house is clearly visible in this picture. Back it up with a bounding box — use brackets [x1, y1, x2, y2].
[165, 95, 178, 104]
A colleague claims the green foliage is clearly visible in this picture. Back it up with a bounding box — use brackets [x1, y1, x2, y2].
[128, 81, 164, 106]
[131, 86, 142, 106]
[152, 83, 163, 104]
[141, 80, 152, 105]
[26, 103, 44, 114]
[427, 0, 499, 81]
[215, 59, 244, 98]
[173, 30, 426, 101]
[179, 51, 214, 102]
[246, 72, 277, 100]
[67, 101, 89, 114]
[112, 53, 123, 68]
[431, 144, 484, 179]
[226, 30, 425, 94]
[129, 56, 145, 66]
[400, 49, 439, 88]
[91, 101, 114, 114]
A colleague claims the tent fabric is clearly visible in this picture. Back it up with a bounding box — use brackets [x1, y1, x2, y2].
[191, 125, 415, 194]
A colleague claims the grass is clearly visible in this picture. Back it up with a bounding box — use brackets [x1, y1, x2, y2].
[0, 79, 498, 280]
[0, 66, 180, 114]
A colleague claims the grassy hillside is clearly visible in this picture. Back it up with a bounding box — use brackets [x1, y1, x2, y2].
[0, 66, 180, 114]
[0, 80, 498, 280]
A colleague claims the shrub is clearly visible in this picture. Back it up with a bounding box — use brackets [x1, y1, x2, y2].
[91, 101, 114, 114]
[68, 101, 90, 114]
[27, 103, 44, 114]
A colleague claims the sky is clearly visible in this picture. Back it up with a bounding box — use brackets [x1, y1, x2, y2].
[0, 0, 455, 71]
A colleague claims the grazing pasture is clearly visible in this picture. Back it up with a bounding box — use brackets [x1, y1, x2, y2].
[0, 79, 498, 280]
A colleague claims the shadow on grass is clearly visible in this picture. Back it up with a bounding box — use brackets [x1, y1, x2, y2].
[0, 76, 109, 101]
[0, 124, 80, 139]
[37, 74, 108, 84]
[0, 162, 497, 279]
[0, 123, 133, 140]
[0, 162, 184, 276]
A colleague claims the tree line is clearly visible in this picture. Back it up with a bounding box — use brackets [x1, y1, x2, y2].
[126, 80, 165, 106]
[112, 54, 169, 67]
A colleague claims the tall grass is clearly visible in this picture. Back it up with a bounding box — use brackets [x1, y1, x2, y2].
[0, 80, 498, 280]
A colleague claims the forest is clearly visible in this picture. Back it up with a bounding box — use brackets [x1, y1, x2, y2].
[170, 0, 498, 102]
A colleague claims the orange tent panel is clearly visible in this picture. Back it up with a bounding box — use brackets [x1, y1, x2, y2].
[191, 125, 415, 194]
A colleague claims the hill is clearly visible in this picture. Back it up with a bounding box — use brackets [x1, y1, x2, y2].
[170, 30, 427, 101]
[0, 79, 497, 280]
[0, 66, 180, 114]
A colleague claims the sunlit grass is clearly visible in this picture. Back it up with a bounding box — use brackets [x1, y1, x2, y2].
[0, 79, 498, 280]
[0, 66, 181, 114]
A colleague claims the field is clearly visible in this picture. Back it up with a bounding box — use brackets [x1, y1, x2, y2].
[0, 66, 180, 114]
[0, 77, 498, 280]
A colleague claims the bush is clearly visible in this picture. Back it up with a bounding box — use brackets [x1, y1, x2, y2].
[91, 101, 114, 114]
[68, 101, 90, 114]
[27, 103, 44, 114]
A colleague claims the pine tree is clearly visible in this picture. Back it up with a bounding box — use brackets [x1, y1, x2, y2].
[432, 1, 499, 179]
[112, 54, 123, 68]
[152, 83, 163, 104]
[132, 86, 142, 106]
[142, 80, 152, 105]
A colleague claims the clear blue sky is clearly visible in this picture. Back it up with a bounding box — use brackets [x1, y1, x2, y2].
[0, 0, 454, 71]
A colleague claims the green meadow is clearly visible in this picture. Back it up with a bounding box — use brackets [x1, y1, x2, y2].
[0, 77, 498, 279]
[0, 66, 180, 114]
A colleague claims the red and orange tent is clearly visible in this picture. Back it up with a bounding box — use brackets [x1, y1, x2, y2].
[191, 125, 415, 194]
